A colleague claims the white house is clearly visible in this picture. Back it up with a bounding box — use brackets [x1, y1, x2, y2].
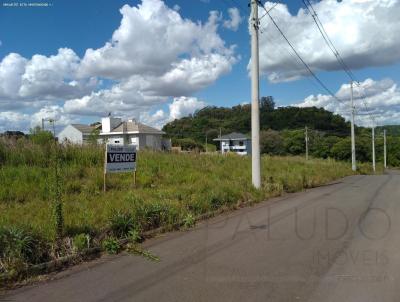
[98, 117, 166, 150]
[213, 132, 251, 156]
[58, 117, 168, 151]
[58, 124, 98, 145]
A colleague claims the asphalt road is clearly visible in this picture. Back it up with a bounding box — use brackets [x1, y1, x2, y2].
[3, 171, 400, 302]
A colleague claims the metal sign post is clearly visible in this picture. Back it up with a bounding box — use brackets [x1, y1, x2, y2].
[104, 144, 137, 192]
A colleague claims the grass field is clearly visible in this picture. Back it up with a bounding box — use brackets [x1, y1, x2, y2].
[0, 138, 380, 277]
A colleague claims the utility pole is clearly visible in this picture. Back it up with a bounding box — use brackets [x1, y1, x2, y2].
[42, 118, 45, 131]
[384, 129, 387, 169]
[372, 126, 376, 172]
[205, 132, 208, 153]
[219, 127, 222, 154]
[350, 81, 356, 171]
[250, 0, 261, 189]
[305, 126, 309, 161]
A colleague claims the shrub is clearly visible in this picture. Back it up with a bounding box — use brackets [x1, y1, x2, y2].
[109, 211, 135, 238]
[102, 237, 121, 254]
[0, 226, 49, 274]
[72, 234, 90, 252]
[127, 229, 141, 243]
[183, 213, 195, 229]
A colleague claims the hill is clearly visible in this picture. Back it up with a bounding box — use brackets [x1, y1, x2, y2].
[162, 97, 350, 144]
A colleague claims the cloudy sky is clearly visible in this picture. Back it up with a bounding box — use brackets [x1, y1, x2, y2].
[0, 0, 399, 132]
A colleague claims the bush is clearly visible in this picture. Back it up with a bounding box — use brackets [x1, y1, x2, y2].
[0, 226, 49, 274]
[171, 138, 204, 151]
[72, 233, 90, 252]
[183, 213, 195, 229]
[102, 237, 121, 254]
[29, 127, 54, 146]
[109, 211, 135, 238]
[260, 129, 285, 155]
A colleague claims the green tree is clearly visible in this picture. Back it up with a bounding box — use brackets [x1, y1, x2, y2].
[283, 129, 305, 155]
[331, 138, 352, 161]
[88, 129, 100, 145]
[29, 126, 54, 145]
[260, 129, 284, 155]
[260, 96, 275, 112]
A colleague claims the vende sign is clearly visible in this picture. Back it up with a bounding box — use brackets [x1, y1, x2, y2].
[105, 144, 137, 173]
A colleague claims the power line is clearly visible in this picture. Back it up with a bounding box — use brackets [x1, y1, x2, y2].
[302, 0, 357, 82]
[260, 27, 324, 93]
[258, 2, 346, 105]
[300, 0, 378, 126]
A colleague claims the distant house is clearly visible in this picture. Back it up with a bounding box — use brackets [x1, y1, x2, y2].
[98, 117, 166, 150]
[58, 124, 97, 145]
[213, 132, 251, 155]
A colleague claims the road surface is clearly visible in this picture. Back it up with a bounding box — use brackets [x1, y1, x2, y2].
[3, 172, 400, 302]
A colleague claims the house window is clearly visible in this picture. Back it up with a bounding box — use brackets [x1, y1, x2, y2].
[239, 141, 244, 146]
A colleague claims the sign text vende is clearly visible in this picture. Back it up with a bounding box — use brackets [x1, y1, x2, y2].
[107, 153, 136, 163]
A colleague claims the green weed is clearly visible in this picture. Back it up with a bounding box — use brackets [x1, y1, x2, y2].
[102, 237, 121, 255]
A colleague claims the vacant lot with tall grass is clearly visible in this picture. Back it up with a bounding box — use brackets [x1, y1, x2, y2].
[0, 137, 378, 279]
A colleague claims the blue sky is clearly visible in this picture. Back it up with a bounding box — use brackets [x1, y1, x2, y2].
[1, 0, 400, 131]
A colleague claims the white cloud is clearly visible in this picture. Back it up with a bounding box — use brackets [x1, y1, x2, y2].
[78, 0, 235, 81]
[141, 96, 207, 129]
[169, 96, 207, 120]
[259, 0, 400, 82]
[140, 109, 169, 130]
[63, 80, 163, 117]
[0, 53, 27, 99]
[0, 112, 30, 132]
[0, 0, 236, 132]
[0, 106, 75, 133]
[0, 48, 96, 105]
[20, 48, 97, 100]
[30, 105, 74, 129]
[295, 78, 400, 127]
[223, 7, 242, 31]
